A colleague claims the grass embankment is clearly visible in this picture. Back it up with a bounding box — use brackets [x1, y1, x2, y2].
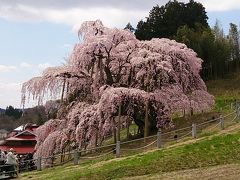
[127, 164, 240, 180]
[206, 73, 240, 111]
[20, 125, 240, 180]
[19, 75, 240, 179]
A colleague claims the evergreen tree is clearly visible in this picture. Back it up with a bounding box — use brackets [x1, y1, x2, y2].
[175, 22, 231, 80]
[124, 22, 135, 32]
[229, 23, 240, 71]
[5, 105, 22, 119]
[135, 0, 208, 40]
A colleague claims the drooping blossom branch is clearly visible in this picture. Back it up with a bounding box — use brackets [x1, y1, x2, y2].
[22, 20, 214, 157]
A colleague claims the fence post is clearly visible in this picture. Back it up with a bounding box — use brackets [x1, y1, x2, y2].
[116, 141, 120, 158]
[192, 123, 197, 138]
[220, 115, 224, 130]
[157, 129, 161, 148]
[73, 149, 79, 165]
[37, 157, 42, 171]
[237, 107, 240, 122]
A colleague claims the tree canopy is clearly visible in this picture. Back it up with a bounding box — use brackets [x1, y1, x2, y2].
[5, 106, 22, 119]
[135, 0, 208, 40]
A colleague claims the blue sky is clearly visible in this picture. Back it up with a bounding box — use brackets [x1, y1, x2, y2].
[0, 0, 239, 109]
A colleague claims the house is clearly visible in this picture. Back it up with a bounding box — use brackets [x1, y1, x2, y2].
[0, 124, 39, 155]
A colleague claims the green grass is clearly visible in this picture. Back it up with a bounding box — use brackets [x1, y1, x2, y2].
[127, 164, 240, 180]
[20, 130, 240, 180]
[206, 73, 240, 112]
[19, 75, 240, 180]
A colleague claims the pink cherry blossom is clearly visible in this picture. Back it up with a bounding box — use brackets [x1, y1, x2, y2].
[22, 20, 214, 157]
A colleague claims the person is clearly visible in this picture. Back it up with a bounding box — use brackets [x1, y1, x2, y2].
[0, 149, 6, 165]
[0, 149, 7, 175]
[6, 148, 18, 177]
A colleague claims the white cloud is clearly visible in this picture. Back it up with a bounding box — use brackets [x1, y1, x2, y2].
[0, 0, 239, 30]
[0, 82, 21, 108]
[20, 62, 32, 68]
[0, 0, 161, 11]
[63, 44, 74, 52]
[63, 43, 72, 48]
[0, 65, 17, 73]
[0, 1, 157, 29]
[38, 62, 51, 69]
[0, 1, 238, 33]
[200, 0, 240, 11]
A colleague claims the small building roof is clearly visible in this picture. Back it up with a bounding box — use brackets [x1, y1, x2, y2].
[6, 136, 36, 141]
[5, 130, 36, 141]
[14, 125, 24, 132]
[15, 130, 36, 137]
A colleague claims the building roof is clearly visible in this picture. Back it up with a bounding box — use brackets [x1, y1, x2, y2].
[13, 124, 39, 133]
[0, 145, 35, 154]
[6, 136, 36, 141]
[0, 124, 38, 154]
[15, 130, 36, 137]
[6, 130, 36, 141]
[14, 125, 24, 132]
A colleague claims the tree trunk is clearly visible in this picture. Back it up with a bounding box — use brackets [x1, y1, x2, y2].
[95, 128, 98, 148]
[63, 147, 65, 162]
[60, 149, 63, 163]
[144, 67, 150, 139]
[144, 100, 149, 140]
[104, 66, 114, 85]
[99, 58, 104, 85]
[126, 119, 130, 140]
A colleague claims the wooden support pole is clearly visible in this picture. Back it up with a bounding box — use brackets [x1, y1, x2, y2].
[220, 115, 224, 130]
[117, 103, 122, 142]
[61, 79, 66, 103]
[37, 157, 42, 171]
[73, 149, 79, 165]
[157, 129, 162, 148]
[126, 118, 130, 140]
[116, 141, 120, 158]
[95, 129, 99, 148]
[113, 119, 117, 144]
[192, 123, 197, 138]
[144, 100, 149, 141]
[144, 64, 150, 141]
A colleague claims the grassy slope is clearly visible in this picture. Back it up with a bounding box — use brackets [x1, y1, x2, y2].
[206, 73, 240, 110]
[20, 124, 240, 180]
[19, 75, 240, 180]
[126, 164, 240, 180]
